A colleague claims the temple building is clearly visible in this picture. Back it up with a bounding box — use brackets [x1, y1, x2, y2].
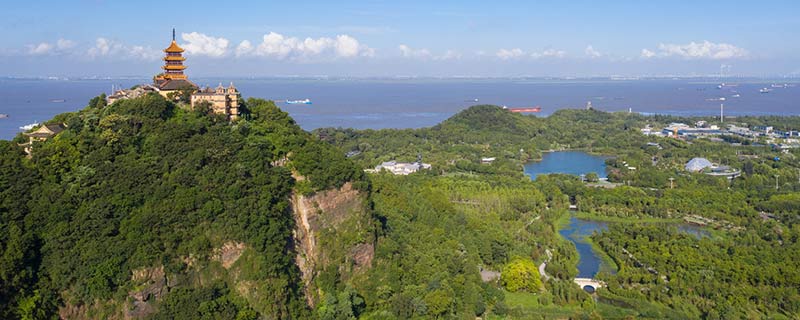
[20, 124, 65, 156]
[153, 29, 198, 96]
[191, 83, 241, 121]
[106, 29, 241, 121]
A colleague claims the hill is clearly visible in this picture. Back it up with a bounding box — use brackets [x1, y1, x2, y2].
[0, 94, 375, 319]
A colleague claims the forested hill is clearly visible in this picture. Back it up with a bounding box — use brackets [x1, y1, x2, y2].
[0, 94, 371, 319]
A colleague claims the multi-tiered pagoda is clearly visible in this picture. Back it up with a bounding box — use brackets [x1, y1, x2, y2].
[153, 29, 197, 92]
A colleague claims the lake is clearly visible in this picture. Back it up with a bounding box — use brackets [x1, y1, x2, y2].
[523, 151, 608, 180]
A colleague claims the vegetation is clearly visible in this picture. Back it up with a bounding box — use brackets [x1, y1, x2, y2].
[319, 105, 800, 319]
[2, 98, 800, 319]
[0, 94, 364, 319]
[501, 258, 542, 293]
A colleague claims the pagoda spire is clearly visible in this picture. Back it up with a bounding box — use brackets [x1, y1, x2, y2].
[158, 29, 187, 80]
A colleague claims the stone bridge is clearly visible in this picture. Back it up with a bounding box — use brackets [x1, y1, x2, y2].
[573, 278, 605, 292]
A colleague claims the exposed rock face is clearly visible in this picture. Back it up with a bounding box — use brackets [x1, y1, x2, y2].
[213, 241, 246, 269]
[125, 266, 168, 319]
[291, 182, 374, 307]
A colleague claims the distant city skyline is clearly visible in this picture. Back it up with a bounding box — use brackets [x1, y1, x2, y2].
[2, 0, 799, 77]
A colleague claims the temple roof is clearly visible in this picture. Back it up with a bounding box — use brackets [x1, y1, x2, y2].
[158, 79, 198, 91]
[24, 124, 64, 137]
[164, 41, 184, 53]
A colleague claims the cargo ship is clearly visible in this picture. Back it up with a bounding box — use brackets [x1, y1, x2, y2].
[503, 106, 542, 113]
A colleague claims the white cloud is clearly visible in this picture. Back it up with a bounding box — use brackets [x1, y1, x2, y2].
[496, 48, 524, 60]
[235, 40, 253, 57]
[398, 44, 431, 58]
[87, 37, 159, 61]
[26, 38, 76, 55]
[88, 38, 116, 57]
[640, 48, 656, 59]
[585, 45, 602, 58]
[241, 32, 374, 60]
[28, 42, 53, 55]
[129, 45, 160, 60]
[647, 41, 748, 60]
[56, 39, 76, 50]
[531, 48, 566, 59]
[180, 32, 229, 58]
[398, 45, 461, 60]
[437, 50, 462, 60]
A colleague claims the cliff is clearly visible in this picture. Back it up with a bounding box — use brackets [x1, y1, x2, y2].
[292, 182, 375, 307]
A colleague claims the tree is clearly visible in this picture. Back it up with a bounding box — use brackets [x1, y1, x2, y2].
[585, 172, 600, 182]
[501, 257, 542, 292]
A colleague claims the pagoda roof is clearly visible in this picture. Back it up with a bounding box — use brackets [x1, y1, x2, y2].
[164, 41, 184, 53]
[162, 65, 187, 70]
[163, 55, 186, 61]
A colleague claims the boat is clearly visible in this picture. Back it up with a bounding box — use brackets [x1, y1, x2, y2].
[285, 99, 312, 105]
[771, 84, 787, 88]
[0, 114, 8, 119]
[731, 94, 740, 98]
[20, 122, 39, 131]
[760, 88, 771, 93]
[50, 99, 66, 103]
[507, 106, 542, 113]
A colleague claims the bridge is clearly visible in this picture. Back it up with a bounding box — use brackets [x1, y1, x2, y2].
[573, 278, 605, 292]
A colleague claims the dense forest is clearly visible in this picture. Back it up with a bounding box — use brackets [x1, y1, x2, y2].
[0, 94, 368, 319]
[2, 97, 800, 319]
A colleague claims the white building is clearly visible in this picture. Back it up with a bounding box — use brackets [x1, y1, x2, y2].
[373, 161, 432, 175]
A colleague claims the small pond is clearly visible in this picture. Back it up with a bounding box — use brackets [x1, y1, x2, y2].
[524, 151, 608, 180]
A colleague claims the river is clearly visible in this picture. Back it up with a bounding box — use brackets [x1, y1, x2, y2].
[559, 217, 613, 278]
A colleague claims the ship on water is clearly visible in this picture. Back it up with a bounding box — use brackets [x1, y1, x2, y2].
[760, 88, 772, 94]
[0, 114, 8, 119]
[285, 99, 312, 105]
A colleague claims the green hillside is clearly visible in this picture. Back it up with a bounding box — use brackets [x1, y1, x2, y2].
[0, 94, 369, 319]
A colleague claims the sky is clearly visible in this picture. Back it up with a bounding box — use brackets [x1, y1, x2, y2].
[1, 0, 799, 77]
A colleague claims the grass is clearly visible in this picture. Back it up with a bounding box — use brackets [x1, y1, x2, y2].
[573, 211, 682, 224]
[499, 290, 640, 319]
[584, 236, 619, 275]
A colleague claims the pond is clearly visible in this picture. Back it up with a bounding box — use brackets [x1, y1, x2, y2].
[524, 151, 608, 180]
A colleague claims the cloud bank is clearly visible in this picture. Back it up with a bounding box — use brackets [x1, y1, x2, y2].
[642, 41, 748, 60]
[398, 45, 460, 60]
[87, 38, 160, 60]
[235, 32, 374, 60]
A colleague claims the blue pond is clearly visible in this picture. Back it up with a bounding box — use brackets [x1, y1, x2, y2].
[524, 151, 608, 180]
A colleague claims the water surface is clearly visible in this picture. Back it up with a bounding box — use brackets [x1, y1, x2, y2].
[524, 151, 608, 180]
[559, 216, 611, 278]
[3, 78, 799, 140]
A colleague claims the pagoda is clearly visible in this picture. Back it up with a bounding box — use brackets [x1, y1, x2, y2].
[153, 29, 197, 94]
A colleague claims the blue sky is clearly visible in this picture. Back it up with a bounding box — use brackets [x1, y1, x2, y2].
[2, 0, 798, 77]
